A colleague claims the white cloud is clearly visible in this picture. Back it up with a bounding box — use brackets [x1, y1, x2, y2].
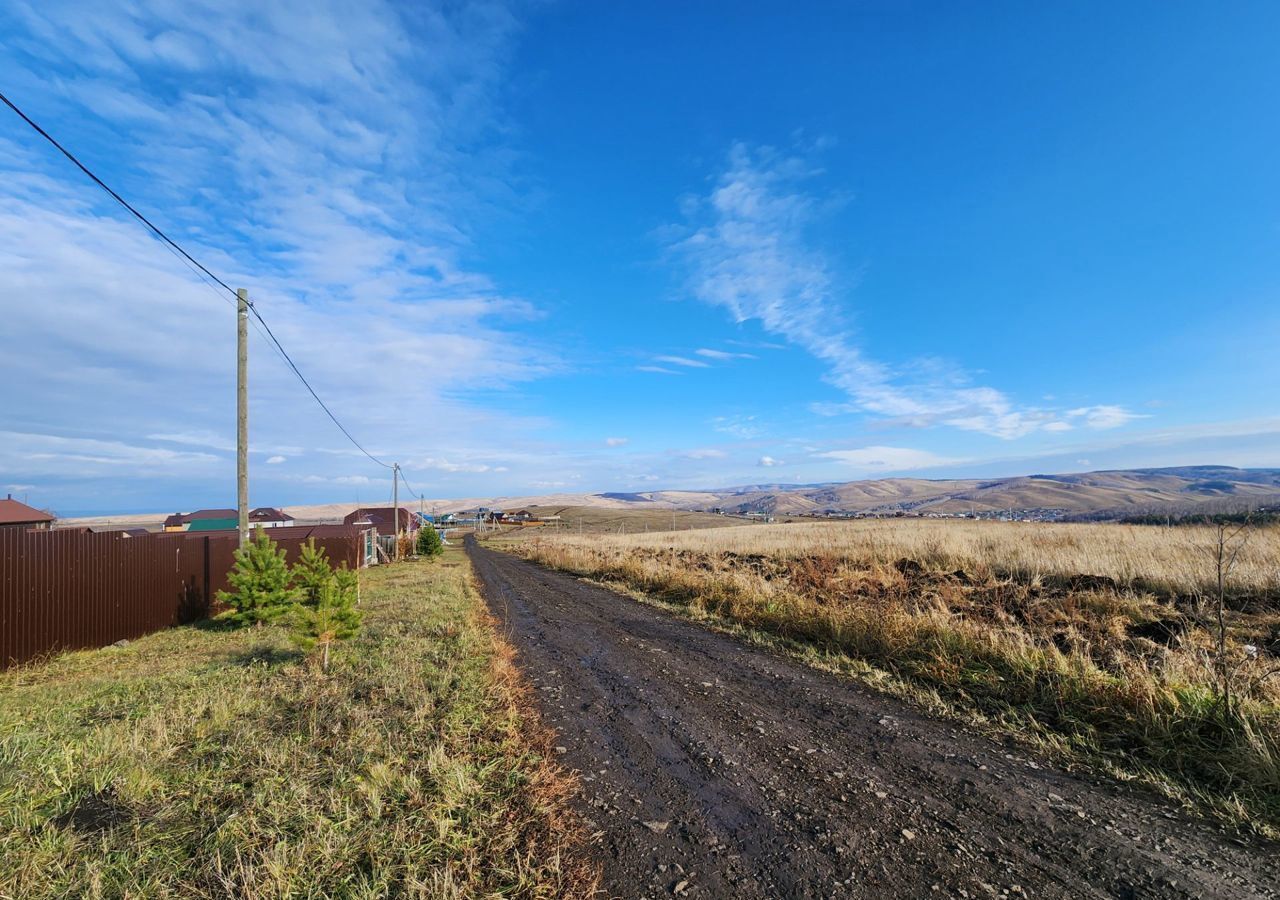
[818, 446, 960, 472]
[654, 355, 711, 368]
[681, 448, 727, 459]
[148, 431, 236, 452]
[301, 474, 373, 486]
[0, 429, 221, 475]
[605, 437, 629, 447]
[712, 414, 763, 439]
[0, 1, 550, 503]
[758, 455, 784, 467]
[668, 143, 1128, 440]
[266, 455, 287, 464]
[696, 348, 755, 361]
[1042, 422, 1073, 432]
[415, 457, 507, 474]
[1066, 405, 1145, 430]
[637, 365, 680, 374]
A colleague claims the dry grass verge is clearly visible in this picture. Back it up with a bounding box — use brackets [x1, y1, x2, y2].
[511, 520, 1280, 832]
[0, 547, 593, 899]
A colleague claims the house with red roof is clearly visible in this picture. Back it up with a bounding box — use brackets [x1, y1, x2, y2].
[0, 495, 55, 531]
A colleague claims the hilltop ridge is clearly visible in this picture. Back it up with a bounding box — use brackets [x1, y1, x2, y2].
[59, 466, 1280, 530]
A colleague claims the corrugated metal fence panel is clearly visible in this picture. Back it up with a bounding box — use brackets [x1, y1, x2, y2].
[0, 527, 367, 670]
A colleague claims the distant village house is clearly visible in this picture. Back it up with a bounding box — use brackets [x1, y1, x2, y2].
[343, 507, 418, 537]
[0, 495, 55, 531]
[163, 507, 294, 532]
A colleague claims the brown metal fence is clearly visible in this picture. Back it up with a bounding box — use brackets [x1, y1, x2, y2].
[0, 525, 368, 670]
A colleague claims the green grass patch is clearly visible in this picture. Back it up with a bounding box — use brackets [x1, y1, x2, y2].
[0, 549, 590, 899]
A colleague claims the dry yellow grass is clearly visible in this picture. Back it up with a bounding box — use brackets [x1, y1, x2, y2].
[529, 519, 1280, 599]
[510, 519, 1280, 830]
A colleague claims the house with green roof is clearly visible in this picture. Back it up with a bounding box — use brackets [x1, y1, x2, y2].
[187, 517, 240, 532]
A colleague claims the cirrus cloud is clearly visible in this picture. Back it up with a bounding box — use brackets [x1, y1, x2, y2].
[667, 142, 1138, 441]
[681, 448, 728, 459]
[1066, 405, 1147, 430]
[818, 445, 960, 472]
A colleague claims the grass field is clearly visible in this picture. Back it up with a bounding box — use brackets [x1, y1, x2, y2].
[510, 519, 1280, 832]
[508, 505, 759, 535]
[0, 548, 593, 899]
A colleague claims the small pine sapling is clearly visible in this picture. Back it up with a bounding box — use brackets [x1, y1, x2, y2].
[216, 527, 296, 626]
[291, 538, 332, 608]
[333, 563, 360, 606]
[416, 525, 444, 558]
[293, 569, 361, 671]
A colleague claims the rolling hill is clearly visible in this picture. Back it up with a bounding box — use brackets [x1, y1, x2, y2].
[340, 466, 1280, 521]
[425, 466, 1280, 521]
[60, 466, 1280, 531]
[632, 466, 1280, 519]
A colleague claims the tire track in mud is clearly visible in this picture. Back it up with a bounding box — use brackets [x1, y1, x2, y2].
[467, 537, 1278, 899]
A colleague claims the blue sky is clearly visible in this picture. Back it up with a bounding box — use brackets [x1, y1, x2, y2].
[2, 1, 1278, 514]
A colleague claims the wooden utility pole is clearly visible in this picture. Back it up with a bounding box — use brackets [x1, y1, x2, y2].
[392, 462, 401, 559]
[236, 288, 249, 549]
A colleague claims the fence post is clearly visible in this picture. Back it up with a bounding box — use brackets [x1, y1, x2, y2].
[203, 535, 211, 615]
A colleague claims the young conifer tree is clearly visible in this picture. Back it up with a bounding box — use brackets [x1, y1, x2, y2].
[333, 563, 360, 605]
[291, 538, 332, 609]
[292, 568, 361, 671]
[416, 525, 444, 558]
[216, 527, 296, 626]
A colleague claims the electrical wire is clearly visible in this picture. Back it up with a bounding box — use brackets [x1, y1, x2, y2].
[149, 232, 290, 367]
[398, 468, 425, 500]
[1, 90, 237, 297]
[245, 308, 394, 469]
[0, 89, 395, 471]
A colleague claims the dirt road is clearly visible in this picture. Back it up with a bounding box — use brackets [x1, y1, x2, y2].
[468, 538, 1278, 899]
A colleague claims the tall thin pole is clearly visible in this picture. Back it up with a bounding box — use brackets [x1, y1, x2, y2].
[236, 288, 249, 549]
[392, 462, 401, 560]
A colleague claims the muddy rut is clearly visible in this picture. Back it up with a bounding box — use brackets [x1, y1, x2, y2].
[467, 538, 1278, 899]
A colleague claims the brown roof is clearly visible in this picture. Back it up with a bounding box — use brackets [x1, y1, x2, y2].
[0, 496, 54, 525]
[342, 507, 416, 534]
[162, 524, 372, 541]
[163, 507, 291, 528]
[250, 507, 290, 521]
[163, 508, 238, 528]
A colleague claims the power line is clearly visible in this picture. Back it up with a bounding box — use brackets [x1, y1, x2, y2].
[0, 89, 394, 471]
[245, 308, 394, 469]
[0, 90, 237, 297]
[398, 469, 424, 500]
[149, 230, 291, 369]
